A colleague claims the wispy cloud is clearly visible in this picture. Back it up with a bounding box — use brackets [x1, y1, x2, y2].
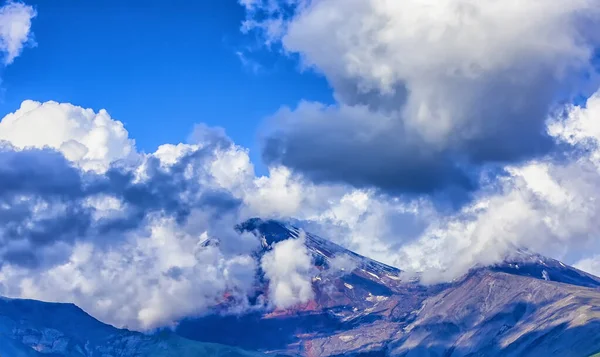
[0, 1, 36, 65]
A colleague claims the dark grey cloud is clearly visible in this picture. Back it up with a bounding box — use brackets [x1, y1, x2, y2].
[261, 71, 569, 199]
[262, 102, 478, 196]
[0, 147, 89, 267]
[0, 147, 85, 197]
[249, 0, 600, 200]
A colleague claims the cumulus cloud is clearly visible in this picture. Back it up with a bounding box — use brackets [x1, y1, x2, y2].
[0, 101, 269, 330]
[0, 1, 35, 64]
[261, 230, 314, 308]
[0, 139, 250, 270]
[575, 256, 600, 277]
[244, 0, 600, 195]
[0, 100, 137, 172]
[0, 100, 351, 329]
[3, 90, 600, 330]
[244, 166, 307, 217]
[391, 90, 600, 283]
[260, 88, 600, 284]
[2, 219, 258, 330]
[548, 90, 600, 153]
[297, 190, 431, 266]
[262, 102, 475, 195]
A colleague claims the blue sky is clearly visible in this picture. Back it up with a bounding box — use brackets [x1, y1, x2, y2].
[0, 0, 332, 171]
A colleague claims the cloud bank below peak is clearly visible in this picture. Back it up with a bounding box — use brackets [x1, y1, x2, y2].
[244, 0, 600, 196]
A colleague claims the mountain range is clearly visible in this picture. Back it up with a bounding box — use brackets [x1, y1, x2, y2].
[2, 218, 600, 356]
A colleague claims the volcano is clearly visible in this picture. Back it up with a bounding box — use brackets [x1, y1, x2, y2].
[176, 218, 600, 357]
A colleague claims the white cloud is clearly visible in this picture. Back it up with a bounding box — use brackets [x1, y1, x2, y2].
[4, 217, 258, 330]
[327, 253, 358, 275]
[548, 91, 600, 161]
[0, 100, 137, 172]
[301, 190, 431, 267]
[210, 144, 254, 193]
[261, 230, 314, 309]
[277, 0, 598, 95]
[0, 1, 36, 64]
[396, 90, 600, 283]
[0, 100, 265, 330]
[575, 255, 600, 277]
[239, 0, 260, 10]
[245, 166, 305, 217]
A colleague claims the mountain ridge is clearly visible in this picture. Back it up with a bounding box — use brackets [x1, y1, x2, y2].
[0, 295, 265, 357]
[1, 218, 600, 356]
[180, 218, 600, 356]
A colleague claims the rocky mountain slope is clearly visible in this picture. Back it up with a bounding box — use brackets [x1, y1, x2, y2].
[2, 218, 600, 356]
[177, 219, 600, 357]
